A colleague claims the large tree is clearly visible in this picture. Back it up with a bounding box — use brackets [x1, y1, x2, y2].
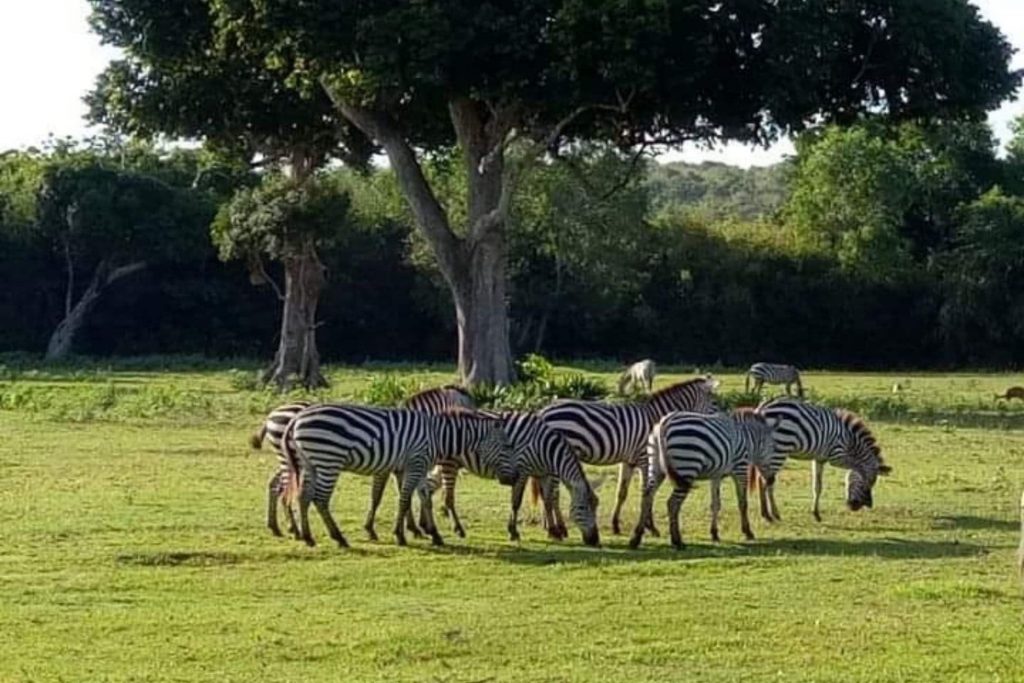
[87, 0, 373, 388]
[94, 0, 1018, 384]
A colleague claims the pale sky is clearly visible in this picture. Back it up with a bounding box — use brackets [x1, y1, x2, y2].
[0, 0, 1021, 168]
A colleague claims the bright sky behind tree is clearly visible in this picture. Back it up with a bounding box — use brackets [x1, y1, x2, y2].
[0, 0, 1021, 167]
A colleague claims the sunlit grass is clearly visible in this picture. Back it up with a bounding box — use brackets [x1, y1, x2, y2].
[1, 360, 1022, 681]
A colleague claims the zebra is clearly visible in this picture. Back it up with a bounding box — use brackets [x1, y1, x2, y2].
[280, 403, 516, 547]
[754, 397, 891, 522]
[250, 400, 312, 538]
[745, 362, 804, 398]
[251, 385, 474, 540]
[537, 376, 720, 535]
[424, 410, 603, 546]
[618, 359, 657, 395]
[629, 408, 779, 549]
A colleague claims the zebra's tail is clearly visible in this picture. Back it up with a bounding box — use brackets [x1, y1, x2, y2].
[249, 422, 267, 451]
[280, 417, 303, 507]
[747, 461, 766, 498]
[528, 476, 543, 509]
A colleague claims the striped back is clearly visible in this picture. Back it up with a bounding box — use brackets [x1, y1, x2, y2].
[652, 408, 776, 483]
[403, 385, 474, 413]
[431, 410, 517, 485]
[749, 363, 799, 384]
[539, 376, 719, 465]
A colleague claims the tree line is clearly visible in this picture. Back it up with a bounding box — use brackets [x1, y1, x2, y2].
[4, 117, 1024, 372]
[1, 0, 1021, 386]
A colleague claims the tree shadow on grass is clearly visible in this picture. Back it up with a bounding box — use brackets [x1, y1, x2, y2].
[931, 515, 1019, 532]
[485, 536, 988, 567]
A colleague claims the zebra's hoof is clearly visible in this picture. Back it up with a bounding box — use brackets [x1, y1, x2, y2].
[611, 520, 622, 536]
[268, 525, 283, 538]
[335, 536, 350, 549]
[628, 535, 642, 550]
[672, 541, 686, 551]
[431, 533, 445, 547]
[710, 529, 720, 543]
[813, 511, 822, 523]
[454, 526, 466, 539]
[647, 525, 661, 538]
[303, 536, 316, 548]
[394, 533, 407, 547]
[365, 528, 378, 542]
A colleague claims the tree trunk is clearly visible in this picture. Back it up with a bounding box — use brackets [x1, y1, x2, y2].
[453, 235, 515, 385]
[261, 242, 327, 391]
[45, 260, 147, 360]
[322, 89, 522, 385]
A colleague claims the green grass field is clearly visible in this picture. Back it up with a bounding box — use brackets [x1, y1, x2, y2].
[1, 360, 1023, 682]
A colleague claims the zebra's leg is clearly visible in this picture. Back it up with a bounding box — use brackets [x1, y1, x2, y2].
[363, 471, 389, 542]
[628, 468, 665, 549]
[547, 478, 569, 540]
[732, 472, 755, 541]
[391, 471, 423, 540]
[416, 482, 444, 547]
[308, 468, 347, 549]
[758, 470, 774, 523]
[709, 476, 722, 542]
[637, 457, 661, 537]
[811, 460, 825, 522]
[267, 471, 284, 537]
[507, 475, 528, 542]
[766, 476, 782, 522]
[611, 462, 636, 535]
[667, 480, 693, 550]
[441, 462, 466, 538]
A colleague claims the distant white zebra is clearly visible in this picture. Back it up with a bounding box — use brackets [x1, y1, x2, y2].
[618, 359, 657, 395]
[280, 404, 516, 547]
[745, 362, 804, 398]
[538, 376, 720, 535]
[629, 408, 779, 549]
[754, 397, 891, 522]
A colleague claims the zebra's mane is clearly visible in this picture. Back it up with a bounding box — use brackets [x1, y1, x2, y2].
[835, 409, 881, 457]
[645, 377, 712, 402]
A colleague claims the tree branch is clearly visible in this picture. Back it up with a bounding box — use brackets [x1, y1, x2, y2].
[320, 78, 463, 281]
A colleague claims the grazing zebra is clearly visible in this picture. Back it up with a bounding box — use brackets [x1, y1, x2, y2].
[755, 397, 891, 522]
[425, 410, 602, 546]
[251, 385, 474, 540]
[745, 362, 804, 398]
[538, 376, 720, 535]
[618, 359, 657, 395]
[629, 409, 779, 549]
[250, 401, 312, 538]
[281, 404, 516, 547]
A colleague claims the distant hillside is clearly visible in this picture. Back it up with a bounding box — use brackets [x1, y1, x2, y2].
[645, 160, 792, 220]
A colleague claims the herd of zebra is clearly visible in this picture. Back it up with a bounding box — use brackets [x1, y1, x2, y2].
[250, 360, 893, 551]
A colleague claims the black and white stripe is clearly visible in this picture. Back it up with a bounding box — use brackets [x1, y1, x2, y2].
[538, 376, 720, 535]
[629, 408, 778, 549]
[755, 397, 891, 522]
[745, 363, 804, 398]
[427, 410, 602, 546]
[251, 401, 312, 538]
[252, 386, 472, 540]
[281, 404, 516, 548]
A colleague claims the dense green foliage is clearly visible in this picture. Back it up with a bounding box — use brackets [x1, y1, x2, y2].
[6, 116, 1024, 366]
[2, 364, 1022, 681]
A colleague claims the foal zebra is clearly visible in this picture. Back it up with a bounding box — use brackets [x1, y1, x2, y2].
[538, 376, 720, 535]
[629, 409, 778, 549]
[618, 359, 657, 395]
[281, 404, 516, 547]
[425, 410, 602, 546]
[755, 397, 891, 522]
[745, 363, 804, 398]
[251, 385, 474, 539]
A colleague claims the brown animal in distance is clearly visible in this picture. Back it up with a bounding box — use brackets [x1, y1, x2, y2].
[995, 386, 1024, 401]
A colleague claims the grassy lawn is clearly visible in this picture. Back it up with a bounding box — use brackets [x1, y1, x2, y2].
[1, 362, 1022, 681]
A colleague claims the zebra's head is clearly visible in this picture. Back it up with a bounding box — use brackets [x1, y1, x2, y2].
[839, 413, 890, 511]
[566, 464, 603, 548]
